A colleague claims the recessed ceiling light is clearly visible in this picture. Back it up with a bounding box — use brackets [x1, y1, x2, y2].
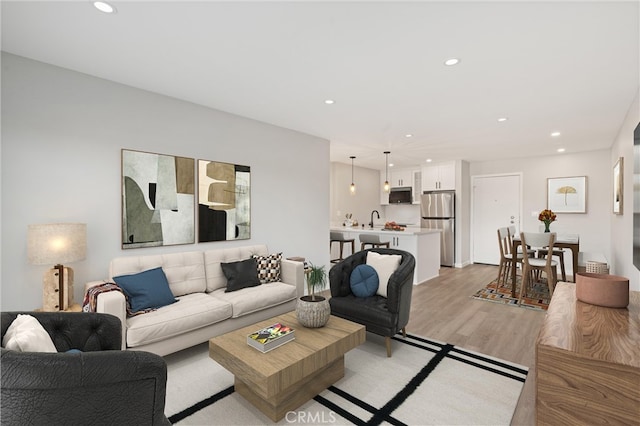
[324, 99, 335, 105]
[557, 148, 566, 153]
[425, 158, 433, 163]
[405, 134, 413, 138]
[497, 117, 508, 122]
[551, 131, 561, 137]
[444, 58, 460, 66]
[94, 1, 116, 13]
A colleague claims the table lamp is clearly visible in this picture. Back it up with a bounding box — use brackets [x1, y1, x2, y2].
[27, 223, 87, 311]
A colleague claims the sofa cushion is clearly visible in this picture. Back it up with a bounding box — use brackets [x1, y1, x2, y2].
[366, 251, 402, 298]
[210, 281, 297, 318]
[113, 267, 177, 313]
[2, 314, 57, 353]
[252, 252, 282, 284]
[350, 264, 379, 297]
[204, 245, 269, 292]
[221, 258, 261, 292]
[110, 251, 206, 297]
[125, 293, 232, 348]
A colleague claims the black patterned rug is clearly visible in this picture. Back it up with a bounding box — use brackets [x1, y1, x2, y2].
[165, 333, 528, 425]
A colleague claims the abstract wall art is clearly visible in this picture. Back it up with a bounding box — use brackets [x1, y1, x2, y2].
[198, 159, 251, 242]
[122, 149, 195, 248]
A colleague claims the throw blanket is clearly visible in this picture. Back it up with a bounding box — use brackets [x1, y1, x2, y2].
[82, 282, 153, 317]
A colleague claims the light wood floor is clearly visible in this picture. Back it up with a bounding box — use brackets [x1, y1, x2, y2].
[406, 264, 544, 426]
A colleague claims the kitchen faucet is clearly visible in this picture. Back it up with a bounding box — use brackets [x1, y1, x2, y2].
[369, 210, 380, 228]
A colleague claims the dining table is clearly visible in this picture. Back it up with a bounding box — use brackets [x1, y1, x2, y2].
[510, 233, 580, 298]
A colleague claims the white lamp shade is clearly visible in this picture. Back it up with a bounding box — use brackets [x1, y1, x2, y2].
[28, 223, 87, 265]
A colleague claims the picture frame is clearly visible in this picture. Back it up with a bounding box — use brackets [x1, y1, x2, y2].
[613, 157, 623, 215]
[121, 149, 195, 248]
[198, 159, 251, 242]
[547, 176, 587, 214]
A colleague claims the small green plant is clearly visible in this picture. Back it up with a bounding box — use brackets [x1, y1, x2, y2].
[305, 263, 327, 301]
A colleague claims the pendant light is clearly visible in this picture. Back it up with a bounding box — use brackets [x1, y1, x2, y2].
[349, 156, 356, 195]
[383, 151, 390, 193]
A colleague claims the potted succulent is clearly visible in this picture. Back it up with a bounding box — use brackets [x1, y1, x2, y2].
[295, 263, 331, 327]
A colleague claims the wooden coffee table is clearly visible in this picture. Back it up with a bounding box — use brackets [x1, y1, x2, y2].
[209, 311, 365, 421]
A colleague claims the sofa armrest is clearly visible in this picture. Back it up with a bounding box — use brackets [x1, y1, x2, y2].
[281, 258, 305, 298]
[84, 281, 128, 350]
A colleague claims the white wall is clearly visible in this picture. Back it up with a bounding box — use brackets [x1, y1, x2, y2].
[1, 53, 330, 310]
[470, 149, 613, 276]
[610, 91, 639, 291]
[330, 162, 381, 227]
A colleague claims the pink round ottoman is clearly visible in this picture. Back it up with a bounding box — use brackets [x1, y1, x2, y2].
[575, 272, 629, 308]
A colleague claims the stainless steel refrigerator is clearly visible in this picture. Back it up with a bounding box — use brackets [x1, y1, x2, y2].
[420, 190, 455, 267]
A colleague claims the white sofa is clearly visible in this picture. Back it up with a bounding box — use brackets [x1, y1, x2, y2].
[85, 244, 304, 356]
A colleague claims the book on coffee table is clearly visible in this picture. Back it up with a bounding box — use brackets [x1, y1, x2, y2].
[247, 322, 295, 353]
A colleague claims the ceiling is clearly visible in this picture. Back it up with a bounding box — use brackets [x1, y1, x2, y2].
[2, 1, 638, 170]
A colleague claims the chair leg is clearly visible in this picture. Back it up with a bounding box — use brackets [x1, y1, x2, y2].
[385, 336, 392, 357]
[401, 327, 407, 338]
[558, 253, 566, 282]
[519, 266, 529, 305]
[497, 259, 505, 287]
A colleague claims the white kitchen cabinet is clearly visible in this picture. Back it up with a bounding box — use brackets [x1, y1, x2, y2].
[388, 234, 415, 252]
[381, 168, 420, 204]
[390, 169, 413, 188]
[421, 161, 455, 191]
[412, 170, 422, 203]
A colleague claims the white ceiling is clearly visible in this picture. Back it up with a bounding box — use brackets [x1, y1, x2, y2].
[2, 1, 638, 170]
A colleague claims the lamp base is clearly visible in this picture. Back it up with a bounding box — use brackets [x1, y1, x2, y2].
[42, 266, 74, 311]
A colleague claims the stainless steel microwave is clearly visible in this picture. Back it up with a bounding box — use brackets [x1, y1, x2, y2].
[389, 187, 412, 204]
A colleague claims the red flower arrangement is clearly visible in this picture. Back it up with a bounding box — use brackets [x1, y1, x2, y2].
[538, 209, 557, 232]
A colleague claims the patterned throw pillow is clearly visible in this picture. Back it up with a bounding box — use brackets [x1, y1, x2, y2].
[252, 252, 282, 284]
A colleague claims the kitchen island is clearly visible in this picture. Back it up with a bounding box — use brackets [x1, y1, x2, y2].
[330, 226, 441, 284]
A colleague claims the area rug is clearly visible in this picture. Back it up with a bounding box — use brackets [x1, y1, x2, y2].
[471, 276, 550, 311]
[164, 333, 528, 425]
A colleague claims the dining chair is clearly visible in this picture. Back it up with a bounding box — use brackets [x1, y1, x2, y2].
[519, 232, 558, 304]
[507, 226, 535, 257]
[496, 227, 526, 289]
[536, 246, 567, 282]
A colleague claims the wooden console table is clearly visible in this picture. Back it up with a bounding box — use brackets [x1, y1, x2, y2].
[536, 282, 639, 425]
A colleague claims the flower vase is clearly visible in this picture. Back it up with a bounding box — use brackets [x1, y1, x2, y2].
[544, 222, 550, 233]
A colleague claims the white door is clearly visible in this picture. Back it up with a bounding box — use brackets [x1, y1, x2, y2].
[472, 174, 521, 265]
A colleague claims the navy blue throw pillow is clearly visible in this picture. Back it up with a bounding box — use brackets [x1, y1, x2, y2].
[350, 264, 379, 297]
[113, 267, 177, 313]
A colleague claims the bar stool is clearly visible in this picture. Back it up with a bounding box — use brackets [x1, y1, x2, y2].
[330, 232, 355, 263]
[359, 234, 390, 250]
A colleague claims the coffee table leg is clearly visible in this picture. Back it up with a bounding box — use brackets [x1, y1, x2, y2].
[235, 356, 345, 422]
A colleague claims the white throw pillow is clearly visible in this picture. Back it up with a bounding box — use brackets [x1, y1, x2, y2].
[366, 251, 402, 298]
[2, 314, 57, 352]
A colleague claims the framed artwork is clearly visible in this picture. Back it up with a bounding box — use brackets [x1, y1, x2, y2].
[634, 123, 640, 269]
[121, 149, 195, 248]
[547, 176, 587, 213]
[613, 157, 623, 215]
[198, 159, 250, 242]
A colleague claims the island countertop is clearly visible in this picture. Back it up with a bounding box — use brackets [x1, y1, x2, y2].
[330, 226, 441, 236]
[329, 226, 442, 284]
